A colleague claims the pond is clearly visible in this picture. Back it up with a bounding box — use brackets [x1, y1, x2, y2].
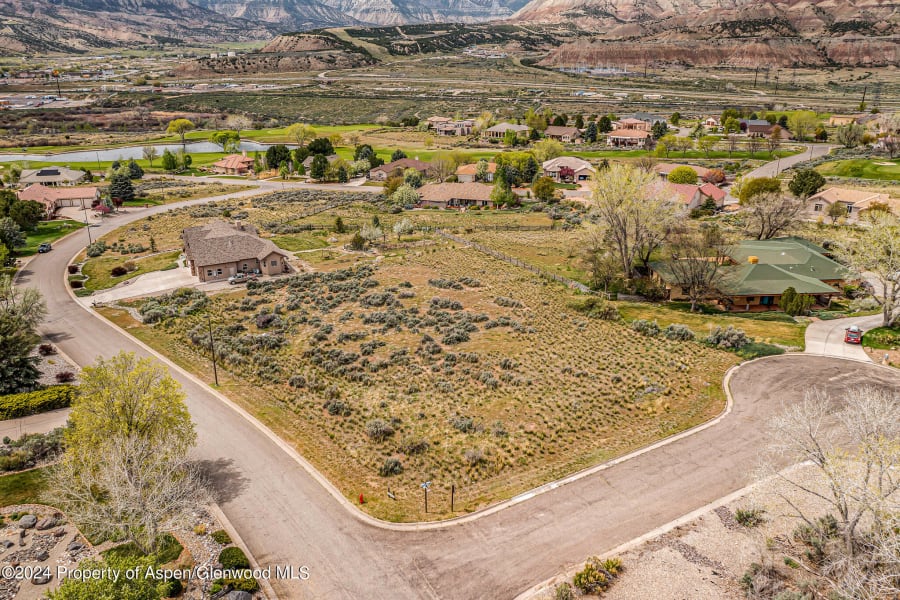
[0, 141, 291, 163]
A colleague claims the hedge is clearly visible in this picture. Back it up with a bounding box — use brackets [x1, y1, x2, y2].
[0, 385, 76, 420]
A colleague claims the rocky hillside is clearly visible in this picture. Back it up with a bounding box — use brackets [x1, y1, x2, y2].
[192, 0, 364, 30]
[517, 0, 899, 67]
[0, 0, 275, 54]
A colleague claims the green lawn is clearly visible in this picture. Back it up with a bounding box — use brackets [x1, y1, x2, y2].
[81, 250, 181, 292]
[862, 325, 900, 349]
[271, 233, 329, 252]
[18, 220, 86, 256]
[616, 302, 807, 348]
[815, 159, 900, 182]
[0, 468, 47, 507]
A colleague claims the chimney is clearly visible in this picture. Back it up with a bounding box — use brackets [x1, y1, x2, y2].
[242, 150, 247, 157]
[748, 256, 758, 264]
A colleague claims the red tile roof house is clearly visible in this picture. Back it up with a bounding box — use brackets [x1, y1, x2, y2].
[661, 182, 726, 210]
[211, 153, 254, 175]
[368, 158, 433, 182]
[182, 220, 291, 283]
[417, 182, 494, 209]
[543, 126, 583, 144]
[455, 161, 496, 183]
[606, 128, 651, 148]
[17, 183, 100, 216]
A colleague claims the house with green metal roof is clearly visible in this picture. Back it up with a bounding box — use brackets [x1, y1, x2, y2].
[649, 237, 850, 312]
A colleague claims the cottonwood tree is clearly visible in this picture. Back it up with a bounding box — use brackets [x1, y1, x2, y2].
[532, 138, 563, 163]
[0, 275, 46, 394]
[742, 192, 805, 240]
[589, 164, 677, 278]
[210, 130, 240, 152]
[390, 184, 419, 207]
[285, 123, 316, 147]
[787, 111, 817, 142]
[225, 114, 253, 137]
[48, 352, 206, 554]
[697, 136, 717, 158]
[835, 123, 865, 148]
[761, 386, 900, 599]
[165, 118, 195, 146]
[834, 211, 900, 327]
[663, 230, 729, 312]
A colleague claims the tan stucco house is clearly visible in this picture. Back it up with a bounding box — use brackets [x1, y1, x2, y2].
[183, 220, 291, 283]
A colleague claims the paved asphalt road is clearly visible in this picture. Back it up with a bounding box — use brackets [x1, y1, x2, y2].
[745, 143, 835, 179]
[805, 313, 885, 362]
[16, 177, 900, 598]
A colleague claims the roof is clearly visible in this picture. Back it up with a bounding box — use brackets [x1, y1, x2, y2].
[544, 126, 581, 138]
[699, 182, 726, 202]
[662, 182, 700, 205]
[654, 163, 712, 179]
[17, 183, 99, 202]
[182, 220, 289, 268]
[302, 154, 339, 168]
[630, 112, 666, 123]
[618, 118, 646, 125]
[542, 156, 594, 172]
[418, 182, 493, 203]
[484, 123, 530, 134]
[370, 158, 432, 175]
[212, 154, 254, 170]
[717, 263, 840, 296]
[20, 166, 85, 185]
[456, 161, 497, 175]
[742, 119, 770, 126]
[808, 187, 893, 211]
[427, 116, 451, 123]
[729, 238, 850, 281]
[607, 129, 650, 138]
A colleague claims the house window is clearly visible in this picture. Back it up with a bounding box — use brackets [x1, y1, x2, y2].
[206, 270, 213, 277]
[270, 260, 277, 267]
[216, 268, 223, 276]
[814, 204, 822, 212]
[761, 296, 774, 305]
[242, 263, 248, 271]
[846, 205, 853, 213]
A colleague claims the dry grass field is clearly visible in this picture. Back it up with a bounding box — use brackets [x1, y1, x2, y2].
[101, 235, 736, 522]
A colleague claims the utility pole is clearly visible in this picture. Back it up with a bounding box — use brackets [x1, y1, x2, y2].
[451, 484, 455, 512]
[753, 67, 759, 88]
[207, 315, 218, 386]
[82, 204, 92, 245]
[860, 85, 867, 110]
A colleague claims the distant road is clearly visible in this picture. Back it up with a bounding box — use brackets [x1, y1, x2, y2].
[746, 143, 836, 179]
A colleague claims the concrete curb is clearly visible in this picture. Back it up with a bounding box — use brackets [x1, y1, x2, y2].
[208, 503, 278, 600]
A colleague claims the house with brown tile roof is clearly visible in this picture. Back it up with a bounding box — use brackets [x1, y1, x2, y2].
[417, 182, 494, 209]
[456, 162, 496, 183]
[369, 158, 433, 182]
[17, 183, 100, 215]
[543, 126, 582, 144]
[607, 128, 651, 148]
[806, 187, 898, 222]
[182, 220, 291, 283]
[211, 153, 254, 175]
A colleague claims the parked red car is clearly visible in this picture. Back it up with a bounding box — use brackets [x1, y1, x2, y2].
[844, 325, 863, 344]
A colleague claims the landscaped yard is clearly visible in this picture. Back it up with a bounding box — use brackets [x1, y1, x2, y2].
[81, 250, 181, 292]
[815, 158, 900, 182]
[0, 468, 47, 507]
[861, 325, 900, 349]
[101, 239, 736, 522]
[19, 220, 86, 256]
[270, 233, 330, 252]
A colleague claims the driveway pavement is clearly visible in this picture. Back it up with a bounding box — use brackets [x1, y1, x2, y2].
[805, 313, 884, 362]
[745, 144, 835, 179]
[80, 264, 195, 305]
[0, 408, 69, 439]
[15, 184, 900, 598]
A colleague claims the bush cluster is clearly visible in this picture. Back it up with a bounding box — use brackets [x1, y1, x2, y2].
[379, 457, 404, 476]
[0, 385, 76, 420]
[631, 319, 660, 337]
[706, 325, 751, 349]
[0, 427, 64, 472]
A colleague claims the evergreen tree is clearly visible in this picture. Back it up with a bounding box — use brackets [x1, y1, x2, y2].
[161, 149, 177, 172]
[391, 149, 407, 162]
[598, 116, 613, 133]
[307, 137, 334, 156]
[490, 167, 516, 206]
[0, 275, 46, 395]
[574, 114, 584, 129]
[651, 121, 669, 139]
[109, 170, 135, 204]
[337, 165, 348, 183]
[584, 121, 598, 143]
[310, 154, 328, 180]
[126, 159, 144, 180]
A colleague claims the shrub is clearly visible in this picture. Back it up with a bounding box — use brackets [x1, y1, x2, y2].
[740, 562, 785, 597]
[211, 575, 259, 594]
[323, 399, 351, 416]
[123, 260, 137, 272]
[158, 578, 183, 598]
[569, 297, 619, 320]
[554, 583, 574, 600]
[86, 240, 107, 257]
[0, 386, 76, 420]
[663, 324, 695, 341]
[379, 457, 404, 476]
[495, 296, 523, 308]
[110, 265, 128, 277]
[572, 562, 608, 595]
[631, 319, 660, 337]
[38, 344, 56, 356]
[735, 507, 766, 527]
[67, 265, 79, 275]
[55, 371, 75, 383]
[69, 280, 83, 289]
[706, 325, 751, 349]
[210, 530, 231, 545]
[400, 438, 429, 455]
[218, 546, 250, 570]
[366, 419, 395, 441]
[450, 415, 475, 433]
[464, 448, 485, 466]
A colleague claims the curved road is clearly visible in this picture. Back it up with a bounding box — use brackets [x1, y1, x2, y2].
[16, 185, 900, 598]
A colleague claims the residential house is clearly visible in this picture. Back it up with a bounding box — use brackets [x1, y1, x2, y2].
[369, 158, 432, 182]
[433, 120, 474, 137]
[182, 220, 291, 283]
[17, 183, 100, 216]
[607, 128, 651, 148]
[613, 117, 652, 132]
[482, 123, 530, 140]
[541, 157, 595, 183]
[455, 162, 496, 183]
[828, 114, 866, 127]
[653, 163, 713, 181]
[628, 112, 667, 126]
[211, 153, 254, 175]
[740, 119, 774, 137]
[426, 116, 452, 128]
[301, 154, 339, 171]
[417, 182, 494, 209]
[19, 166, 86, 186]
[650, 237, 849, 312]
[805, 187, 898, 222]
[704, 116, 720, 129]
[543, 126, 583, 144]
[661, 181, 726, 210]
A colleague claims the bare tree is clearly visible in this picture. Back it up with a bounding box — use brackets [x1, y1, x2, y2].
[742, 192, 805, 240]
[833, 211, 900, 326]
[581, 225, 621, 293]
[880, 136, 898, 158]
[766, 125, 782, 156]
[726, 134, 741, 157]
[663, 230, 729, 312]
[746, 135, 762, 157]
[142, 145, 158, 167]
[225, 114, 253, 137]
[761, 386, 900, 599]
